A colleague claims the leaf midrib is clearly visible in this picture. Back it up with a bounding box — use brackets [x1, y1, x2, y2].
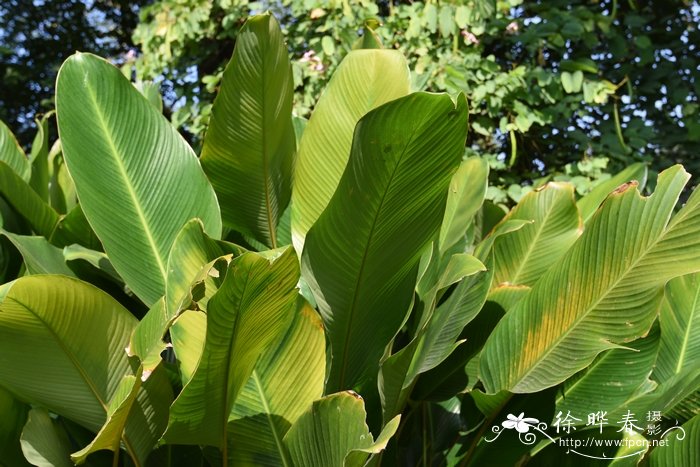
[252, 370, 291, 467]
[84, 81, 168, 282]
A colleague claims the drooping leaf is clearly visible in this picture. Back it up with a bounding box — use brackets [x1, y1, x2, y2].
[302, 92, 468, 392]
[491, 182, 582, 288]
[164, 247, 299, 450]
[0, 275, 171, 465]
[20, 408, 72, 467]
[56, 52, 222, 306]
[480, 166, 700, 393]
[282, 392, 400, 467]
[201, 13, 295, 249]
[291, 49, 410, 253]
[0, 119, 30, 181]
[228, 299, 325, 466]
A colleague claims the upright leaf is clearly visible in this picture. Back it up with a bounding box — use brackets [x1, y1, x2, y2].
[0, 276, 170, 465]
[56, 52, 222, 306]
[201, 13, 295, 249]
[291, 49, 410, 253]
[480, 166, 700, 393]
[228, 299, 325, 466]
[0, 120, 30, 181]
[164, 247, 299, 450]
[302, 92, 468, 392]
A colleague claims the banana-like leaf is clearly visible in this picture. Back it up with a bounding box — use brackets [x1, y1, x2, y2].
[649, 414, 699, 466]
[492, 182, 581, 288]
[1, 230, 75, 276]
[201, 13, 295, 249]
[302, 92, 468, 392]
[20, 408, 72, 467]
[439, 157, 489, 253]
[228, 299, 325, 466]
[0, 161, 59, 237]
[56, 52, 222, 306]
[0, 120, 30, 181]
[50, 204, 101, 250]
[291, 49, 410, 253]
[554, 324, 660, 422]
[164, 247, 299, 449]
[282, 392, 400, 467]
[70, 372, 143, 463]
[480, 166, 700, 393]
[0, 275, 170, 465]
[577, 162, 647, 224]
[134, 81, 163, 113]
[654, 272, 700, 381]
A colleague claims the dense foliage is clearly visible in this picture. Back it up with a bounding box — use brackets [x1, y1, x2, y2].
[0, 12, 698, 466]
[132, 0, 700, 200]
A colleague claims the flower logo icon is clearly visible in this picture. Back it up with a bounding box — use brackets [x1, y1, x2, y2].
[502, 413, 540, 433]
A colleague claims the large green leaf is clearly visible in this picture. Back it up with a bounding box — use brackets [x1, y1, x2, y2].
[0, 275, 170, 465]
[649, 414, 699, 466]
[164, 247, 299, 450]
[201, 13, 295, 249]
[302, 92, 468, 392]
[491, 182, 582, 288]
[480, 166, 700, 393]
[228, 299, 326, 466]
[291, 49, 410, 253]
[56, 52, 222, 306]
[0, 120, 30, 181]
[282, 392, 400, 467]
[654, 272, 700, 381]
